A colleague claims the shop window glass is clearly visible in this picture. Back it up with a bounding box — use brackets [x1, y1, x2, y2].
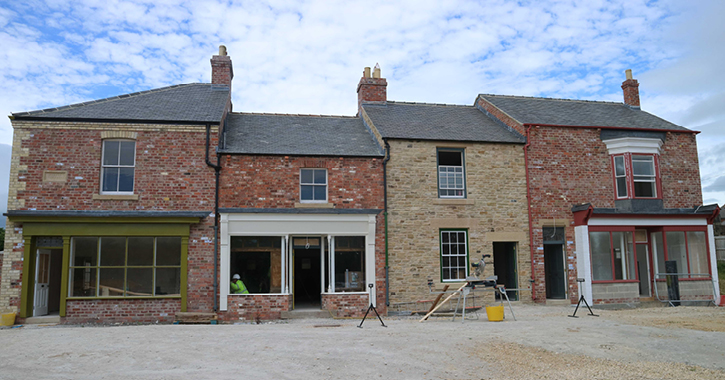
[589, 231, 613, 281]
[686, 231, 708, 278]
[334, 237, 365, 291]
[665, 232, 687, 277]
[230, 236, 283, 294]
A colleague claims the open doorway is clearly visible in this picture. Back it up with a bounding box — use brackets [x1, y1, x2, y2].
[294, 248, 321, 308]
[543, 227, 567, 300]
[493, 242, 518, 301]
[33, 248, 62, 317]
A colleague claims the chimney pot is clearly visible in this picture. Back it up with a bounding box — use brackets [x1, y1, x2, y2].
[364, 67, 371, 78]
[219, 45, 227, 56]
[373, 63, 381, 79]
[625, 69, 632, 80]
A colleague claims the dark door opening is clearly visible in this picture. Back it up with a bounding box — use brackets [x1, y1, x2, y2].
[294, 248, 321, 308]
[544, 244, 566, 299]
[493, 242, 518, 301]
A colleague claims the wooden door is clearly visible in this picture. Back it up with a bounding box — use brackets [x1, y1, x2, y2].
[34, 250, 51, 316]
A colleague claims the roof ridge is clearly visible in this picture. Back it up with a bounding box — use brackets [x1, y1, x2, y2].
[13, 83, 217, 116]
[233, 112, 357, 119]
[479, 93, 622, 105]
[385, 100, 472, 108]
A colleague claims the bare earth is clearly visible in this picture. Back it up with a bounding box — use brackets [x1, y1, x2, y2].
[1, 304, 723, 380]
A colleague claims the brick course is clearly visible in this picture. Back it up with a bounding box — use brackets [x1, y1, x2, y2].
[321, 293, 369, 318]
[63, 298, 181, 324]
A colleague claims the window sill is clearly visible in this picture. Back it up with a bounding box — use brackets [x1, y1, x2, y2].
[592, 280, 639, 284]
[93, 194, 139, 201]
[295, 202, 333, 208]
[654, 277, 711, 282]
[433, 199, 475, 206]
[67, 295, 181, 300]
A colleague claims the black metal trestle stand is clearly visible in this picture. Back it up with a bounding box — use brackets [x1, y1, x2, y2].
[569, 278, 599, 318]
[358, 284, 386, 328]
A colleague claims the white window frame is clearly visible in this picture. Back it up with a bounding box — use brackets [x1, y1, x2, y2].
[440, 230, 468, 282]
[613, 155, 628, 199]
[631, 155, 657, 198]
[101, 139, 136, 194]
[300, 168, 328, 203]
[437, 149, 466, 198]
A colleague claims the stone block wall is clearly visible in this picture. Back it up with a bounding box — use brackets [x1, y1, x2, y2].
[591, 282, 639, 304]
[654, 280, 715, 301]
[385, 139, 529, 306]
[223, 294, 292, 322]
[322, 292, 369, 318]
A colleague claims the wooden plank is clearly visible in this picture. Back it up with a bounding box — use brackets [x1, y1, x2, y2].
[419, 283, 467, 322]
[426, 285, 450, 314]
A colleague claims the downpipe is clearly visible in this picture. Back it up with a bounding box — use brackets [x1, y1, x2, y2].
[383, 139, 391, 306]
[206, 124, 222, 312]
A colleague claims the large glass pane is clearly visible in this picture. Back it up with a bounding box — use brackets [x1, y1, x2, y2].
[633, 180, 655, 197]
[612, 232, 635, 280]
[614, 156, 626, 176]
[300, 169, 313, 184]
[102, 167, 119, 192]
[230, 237, 281, 294]
[335, 236, 365, 291]
[438, 151, 462, 166]
[313, 169, 326, 184]
[616, 178, 627, 197]
[127, 237, 154, 266]
[99, 268, 124, 296]
[156, 237, 181, 266]
[686, 231, 708, 278]
[127, 268, 153, 296]
[119, 141, 135, 166]
[589, 231, 613, 281]
[118, 167, 134, 192]
[155, 268, 181, 296]
[313, 185, 326, 201]
[632, 156, 654, 175]
[70, 267, 96, 297]
[665, 232, 687, 278]
[72, 237, 98, 266]
[100, 237, 126, 266]
[103, 140, 119, 165]
[652, 232, 665, 279]
[301, 185, 313, 200]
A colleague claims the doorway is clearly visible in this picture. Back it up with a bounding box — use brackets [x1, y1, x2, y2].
[293, 248, 321, 308]
[493, 242, 518, 301]
[33, 248, 63, 317]
[543, 226, 567, 300]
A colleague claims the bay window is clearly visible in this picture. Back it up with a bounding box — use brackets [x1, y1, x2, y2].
[589, 230, 637, 282]
[611, 153, 659, 199]
[651, 230, 710, 279]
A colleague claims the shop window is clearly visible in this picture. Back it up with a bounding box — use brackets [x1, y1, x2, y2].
[440, 230, 468, 281]
[437, 149, 465, 198]
[589, 230, 636, 281]
[300, 169, 327, 202]
[101, 140, 135, 194]
[334, 237, 365, 292]
[230, 236, 283, 294]
[611, 153, 659, 200]
[69, 237, 181, 297]
[652, 231, 709, 279]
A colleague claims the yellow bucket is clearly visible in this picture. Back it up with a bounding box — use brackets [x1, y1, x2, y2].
[485, 305, 504, 322]
[1, 312, 16, 326]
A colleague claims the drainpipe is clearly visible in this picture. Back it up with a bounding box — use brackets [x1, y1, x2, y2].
[523, 124, 536, 301]
[382, 139, 391, 306]
[205, 124, 222, 312]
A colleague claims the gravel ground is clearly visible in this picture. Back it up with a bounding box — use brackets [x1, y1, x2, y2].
[0, 304, 723, 379]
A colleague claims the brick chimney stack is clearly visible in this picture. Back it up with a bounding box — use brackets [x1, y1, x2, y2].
[211, 45, 233, 88]
[357, 63, 387, 113]
[621, 69, 640, 108]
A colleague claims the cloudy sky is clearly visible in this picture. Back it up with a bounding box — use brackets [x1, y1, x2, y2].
[1, 0, 724, 207]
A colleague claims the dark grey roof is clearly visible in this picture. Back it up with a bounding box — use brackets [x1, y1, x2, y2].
[571, 203, 719, 215]
[221, 113, 384, 156]
[362, 101, 524, 143]
[5, 210, 210, 218]
[12, 84, 229, 124]
[219, 208, 382, 214]
[479, 94, 691, 132]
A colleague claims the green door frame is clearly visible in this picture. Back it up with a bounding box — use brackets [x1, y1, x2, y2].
[11, 216, 200, 318]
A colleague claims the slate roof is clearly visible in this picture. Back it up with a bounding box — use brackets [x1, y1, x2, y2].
[221, 113, 384, 157]
[12, 83, 229, 124]
[479, 94, 691, 132]
[361, 101, 524, 143]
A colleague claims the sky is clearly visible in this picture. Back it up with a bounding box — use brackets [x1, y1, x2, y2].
[0, 0, 724, 212]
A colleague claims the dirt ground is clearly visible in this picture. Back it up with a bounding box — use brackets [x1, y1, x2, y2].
[0, 304, 723, 380]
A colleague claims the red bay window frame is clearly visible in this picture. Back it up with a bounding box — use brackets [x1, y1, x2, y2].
[655, 225, 712, 281]
[610, 153, 662, 201]
[588, 225, 639, 284]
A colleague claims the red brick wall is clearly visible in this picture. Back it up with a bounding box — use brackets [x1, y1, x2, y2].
[357, 77, 387, 112]
[476, 97, 526, 136]
[223, 294, 292, 322]
[219, 155, 384, 209]
[660, 132, 703, 208]
[322, 293, 369, 318]
[63, 299, 181, 324]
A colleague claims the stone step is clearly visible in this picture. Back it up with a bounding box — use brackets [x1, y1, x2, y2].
[25, 315, 61, 325]
[280, 309, 335, 319]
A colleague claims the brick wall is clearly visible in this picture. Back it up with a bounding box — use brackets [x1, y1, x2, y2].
[223, 294, 292, 322]
[63, 299, 181, 324]
[322, 293, 369, 318]
[385, 139, 530, 306]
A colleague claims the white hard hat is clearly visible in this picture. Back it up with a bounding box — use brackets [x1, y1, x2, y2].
[232, 274, 240, 280]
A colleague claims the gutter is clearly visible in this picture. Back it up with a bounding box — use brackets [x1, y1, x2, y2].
[382, 139, 391, 306]
[205, 124, 222, 312]
[528, 123, 699, 135]
[523, 124, 536, 301]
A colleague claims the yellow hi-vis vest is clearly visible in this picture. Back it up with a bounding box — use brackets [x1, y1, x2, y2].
[231, 279, 249, 294]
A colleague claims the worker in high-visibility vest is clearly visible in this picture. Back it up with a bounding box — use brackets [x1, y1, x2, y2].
[230, 274, 249, 294]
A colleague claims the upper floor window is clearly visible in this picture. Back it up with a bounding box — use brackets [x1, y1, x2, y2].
[300, 169, 327, 202]
[611, 153, 659, 200]
[101, 140, 135, 194]
[437, 149, 465, 198]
